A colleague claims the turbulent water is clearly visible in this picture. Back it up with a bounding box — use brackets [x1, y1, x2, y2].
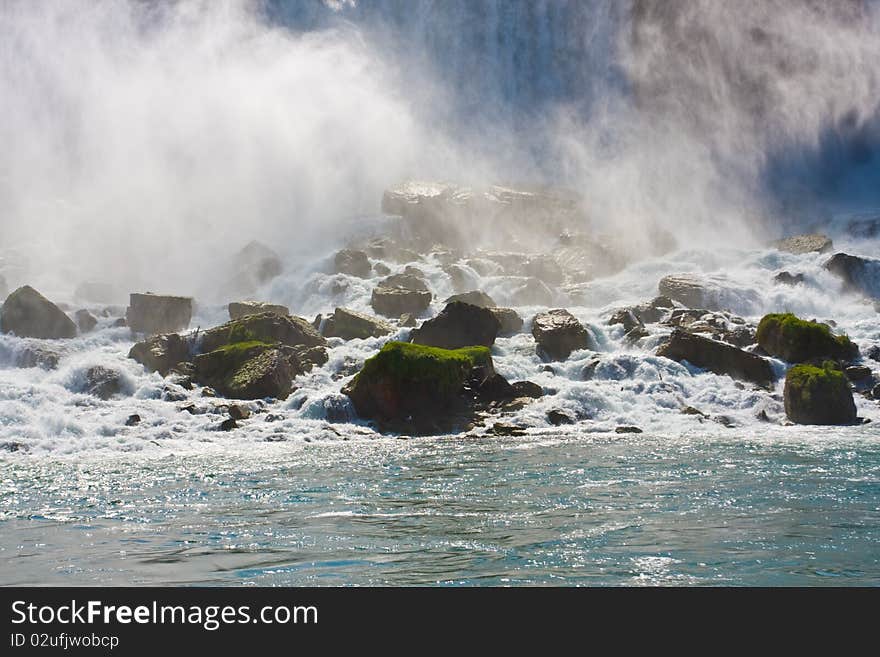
[1, 0, 880, 585]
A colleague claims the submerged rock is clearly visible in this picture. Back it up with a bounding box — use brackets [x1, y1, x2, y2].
[657, 329, 774, 387]
[125, 414, 141, 426]
[772, 233, 833, 255]
[342, 341, 493, 429]
[532, 309, 593, 361]
[228, 301, 290, 320]
[756, 313, 858, 363]
[16, 344, 63, 370]
[199, 312, 325, 354]
[126, 293, 192, 335]
[129, 333, 191, 376]
[0, 285, 77, 339]
[773, 271, 806, 286]
[322, 307, 394, 340]
[490, 307, 524, 335]
[83, 366, 126, 400]
[410, 301, 500, 349]
[784, 363, 857, 425]
[334, 249, 371, 278]
[445, 290, 496, 308]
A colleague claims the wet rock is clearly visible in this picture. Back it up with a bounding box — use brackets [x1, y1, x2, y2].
[219, 418, 238, 431]
[334, 249, 371, 278]
[370, 282, 432, 318]
[410, 301, 500, 349]
[228, 301, 290, 320]
[632, 296, 676, 324]
[445, 290, 496, 308]
[511, 381, 543, 398]
[199, 312, 325, 354]
[74, 309, 98, 333]
[129, 333, 191, 376]
[773, 271, 806, 286]
[444, 264, 479, 293]
[125, 414, 141, 427]
[112, 318, 126, 328]
[547, 409, 575, 426]
[866, 345, 880, 362]
[615, 426, 643, 434]
[126, 293, 192, 335]
[532, 309, 593, 361]
[16, 344, 62, 370]
[490, 307, 524, 336]
[524, 255, 565, 285]
[608, 308, 644, 334]
[201, 387, 217, 397]
[510, 277, 556, 306]
[84, 366, 125, 400]
[784, 363, 857, 425]
[227, 404, 251, 420]
[872, 383, 880, 400]
[658, 274, 727, 311]
[373, 262, 391, 276]
[756, 313, 858, 363]
[824, 252, 880, 298]
[161, 386, 188, 402]
[681, 406, 707, 417]
[322, 307, 394, 340]
[475, 373, 516, 402]
[490, 423, 527, 437]
[0, 285, 77, 339]
[399, 313, 417, 328]
[194, 342, 298, 400]
[845, 366, 872, 383]
[379, 273, 428, 291]
[772, 233, 833, 255]
[657, 329, 774, 387]
[582, 359, 601, 380]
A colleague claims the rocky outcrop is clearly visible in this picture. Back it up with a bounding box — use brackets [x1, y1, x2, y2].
[129, 333, 191, 376]
[772, 233, 833, 255]
[532, 309, 593, 361]
[342, 341, 493, 429]
[126, 293, 192, 335]
[334, 249, 371, 278]
[784, 363, 857, 425]
[370, 275, 432, 318]
[410, 301, 500, 349]
[322, 307, 394, 340]
[756, 313, 858, 363]
[75, 309, 98, 333]
[490, 307, 523, 335]
[657, 329, 774, 387]
[0, 286, 77, 339]
[193, 341, 300, 400]
[445, 290, 496, 308]
[228, 301, 290, 320]
[824, 252, 880, 299]
[199, 312, 325, 354]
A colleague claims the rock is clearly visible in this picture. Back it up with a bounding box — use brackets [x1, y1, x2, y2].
[312, 314, 322, 330]
[228, 301, 290, 320]
[334, 249, 371, 278]
[379, 273, 428, 291]
[75, 309, 98, 333]
[227, 404, 251, 420]
[410, 301, 500, 349]
[126, 293, 192, 335]
[657, 329, 774, 387]
[866, 345, 880, 362]
[609, 308, 644, 334]
[824, 252, 880, 298]
[664, 308, 755, 348]
[0, 274, 8, 300]
[872, 383, 880, 400]
[845, 366, 872, 383]
[658, 274, 729, 310]
[773, 271, 806, 286]
[511, 381, 543, 398]
[112, 318, 126, 328]
[373, 262, 391, 276]
[342, 341, 492, 426]
[233, 241, 283, 288]
[615, 426, 643, 434]
[475, 373, 516, 401]
[403, 265, 425, 279]
[532, 309, 593, 361]
[83, 366, 125, 400]
[370, 283, 432, 318]
[322, 307, 394, 340]
[510, 277, 555, 306]
[582, 359, 601, 380]
[524, 255, 565, 285]
[362, 237, 421, 264]
[199, 312, 325, 354]
[16, 344, 62, 370]
[713, 415, 737, 428]
[444, 264, 479, 293]
[490, 307, 523, 336]
[0, 286, 77, 339]
[489, 423, 527, 437]
[772, 233, 833, 255]
[399, 313, 417, 328]
[632, 296, 676, 324]
[784, 363, 857, 425]
[219, 418, 238, 431]
[194, 342, 298, 400]
[756, 313, 858, 363]
[682, 406, 707, 417]
[445, 290, 496, 308]
[129, 333, 191, 376]
[547, 409, 575, 426]
[125, 414, 141, 426]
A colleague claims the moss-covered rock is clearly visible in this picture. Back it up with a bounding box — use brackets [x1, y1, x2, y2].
[199, 312, 325, 353]
[784, 362, 857, 425]
[129, 333, 191, 376]
[342, 341, 492, 426]
[194, 341, 296, 400]
[756, 313, 857, 363]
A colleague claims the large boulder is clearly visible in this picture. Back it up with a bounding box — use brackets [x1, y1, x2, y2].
[784, 363, 857, 425]
[83, 366, 126, 400]
[322, 307, 394, 340]
[657, 329, 774, 387]
[370, 275, 432, 318]
[532, 309, 593, 361]
[490, 307, 524, 335]
[199, 312, 325, 354]
[772, 233, 833, 255]
[0, 286, 77, 339]
[824, 253, 880, 298]
[756, 313, 858, 363]
[228, 301, 290, 320]
[410, 301, 500, 349]
[126, 293, 192, 335]
[193, 342, 297, 400]
[445, 290, 496, 308]
[342, 341, 492, 424]
[659, 275, 719, 310]
[75, 309, 98, 333]
[334, 249, 371, 278]
[128, 333, 191, 376]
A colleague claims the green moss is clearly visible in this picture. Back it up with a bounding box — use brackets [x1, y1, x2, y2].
[785, 362, 849, 407]
[352, 341, 491, 397]
[757, 313, 856, 362]
[212, 340, 274, 355]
